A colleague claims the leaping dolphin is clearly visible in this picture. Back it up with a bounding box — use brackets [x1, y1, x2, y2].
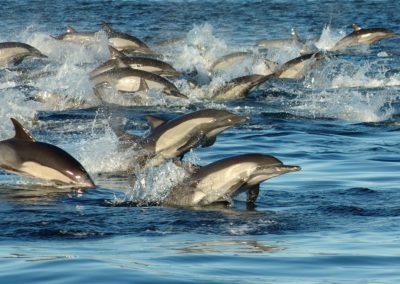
[89, 47, 181, 78]
[52, 25, 99, 43]
[274, 52, 327, 79]
[163, 153, 301, 207]
[101, 22, 152, 54]
[0, 118, 95, 188]
[0, 42, 47, 67]
[91, 67, 187, 99]
[211, 74, 273, 101]
[330, 23, 398, 51]
[113, 109, 249, 168]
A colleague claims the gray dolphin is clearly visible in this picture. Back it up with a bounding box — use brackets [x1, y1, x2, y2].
[114, 109, 249, 168]
[331, 23, 398, 51]
[0, 42, 47, 66]
[101, 22, 152, 54]
[274, 52, 326, 79]
[210, 51, 254, 72]
[52, 25, 98, 43]
[0, 118, 95, 188]
[89, 47, 180, 78]
[256, 28, 314, 54]
[163, 153, 301, 207]
[211, 74, 273, 101]
[91, 67, 187, 98]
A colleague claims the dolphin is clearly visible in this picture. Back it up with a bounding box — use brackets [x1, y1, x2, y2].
[210, 51, 254, 72]
[0, 42, 47, 66]
[101, 22, 152, 54]
[91, 67, 187, 98]
[163, 153, 301, 207]
[89, 47, 180, 78]
[113, 109, 249, 168]
[52, 25, 99, 43]
[0, 118, 95, 188]
[211, 74, 273, 101]
[274, 52, 326, 79]
[330, 23, 398, 51]
[256, 28, 314, 54]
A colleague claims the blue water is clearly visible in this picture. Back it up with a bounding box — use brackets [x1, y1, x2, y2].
[1, 0, 400, 283]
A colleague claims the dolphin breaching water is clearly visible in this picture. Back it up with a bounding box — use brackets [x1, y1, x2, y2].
[101, 22, 152, 54]
[274, 52, 327, 80]
[0, 118, 95, 188]
[112, 109, 249, 169]
[91, 67, 187, 99]
[163, 153, 301, 207]
[212, 74, 273, 101]
[0, 42, 47, 67]
[330, 23, 398, 51]
[89, 47, 181, 78]
[52, 25, 100, 43]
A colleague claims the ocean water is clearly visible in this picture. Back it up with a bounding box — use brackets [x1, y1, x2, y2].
[1, 0, 400, 283]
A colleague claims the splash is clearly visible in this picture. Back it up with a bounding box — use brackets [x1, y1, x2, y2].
[291, 89, 396, 122]
[315, 24, 345, 51]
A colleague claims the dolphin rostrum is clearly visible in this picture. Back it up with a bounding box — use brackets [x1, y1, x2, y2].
[113, 109, 249, 168]
[101, 22, 152, 54]
[0, 42, 47, 66]
[0, 118, 95, 188]
[91, 67, 187, 98]
[330, 23, 397, 51]
[163, 153, 301, 207]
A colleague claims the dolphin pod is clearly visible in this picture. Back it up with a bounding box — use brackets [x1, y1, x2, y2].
[3, 20, 395, 208]
[0, 118, 95, 188]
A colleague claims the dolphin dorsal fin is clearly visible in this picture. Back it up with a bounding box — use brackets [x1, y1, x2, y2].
[66, 25, 77, 34]
[291, 28, 300, 41]
[101, 22, 113, 33]
[352, 23, 362, 31]
[108, 46, 127, 59]
[115, 57, 129, 68]
[10, 118, 35, 142]
[145, 115, 167, 129]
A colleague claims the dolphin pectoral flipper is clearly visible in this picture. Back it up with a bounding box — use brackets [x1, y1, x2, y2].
[246, 184, 260, 204]
[176, 134, 203, 154]
[11, 118, 36, 142]
[200, 135, 216, 148]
